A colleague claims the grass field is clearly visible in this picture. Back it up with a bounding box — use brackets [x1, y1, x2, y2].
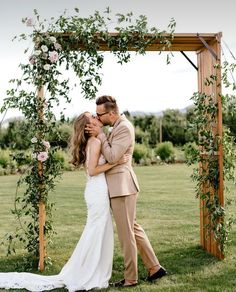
[0, 164, 235, 291]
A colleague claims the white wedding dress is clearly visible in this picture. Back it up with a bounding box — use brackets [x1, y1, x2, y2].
[0, 155, 114, 291]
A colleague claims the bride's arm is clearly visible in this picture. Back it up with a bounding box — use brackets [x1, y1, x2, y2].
[87, 138, 117, 176]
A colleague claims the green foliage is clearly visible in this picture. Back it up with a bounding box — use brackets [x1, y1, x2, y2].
[183, 142, 199, 165]
[134, 126, 150, 145]
[133, 143, 149, 164]
[155, 141, 174, 162]
[0, 120, 31, 150]
[0, 149, 11, 168]
[162, 109, 187, 145]
[133, 114, 160, 146]
[52, 148, 74, 171]
[0, 8, 175, 265]
[0, 149, 18, 175]
[186, 60, 236, 252]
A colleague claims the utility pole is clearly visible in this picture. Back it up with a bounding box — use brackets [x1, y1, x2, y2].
[159, 117, 162, 143]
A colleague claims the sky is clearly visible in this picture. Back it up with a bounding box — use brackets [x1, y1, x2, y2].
[0, 0, 236, 122]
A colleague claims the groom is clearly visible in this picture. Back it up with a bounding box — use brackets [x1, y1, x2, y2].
[86, 95, 167, 287]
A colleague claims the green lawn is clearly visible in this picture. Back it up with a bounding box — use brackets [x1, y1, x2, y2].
[0, 164, 235, 292]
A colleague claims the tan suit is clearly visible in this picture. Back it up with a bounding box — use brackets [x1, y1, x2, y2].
[98, 115, 159, 281]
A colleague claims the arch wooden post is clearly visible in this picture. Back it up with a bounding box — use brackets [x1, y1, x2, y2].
[37, 86, 46, 271]
[197, 32, 224, 259]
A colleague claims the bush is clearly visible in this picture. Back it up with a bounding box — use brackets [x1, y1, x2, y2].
[173, 147, 186, 163]
[0, 149, 11, 168]
[133, 143, 149, 164]
[139, 157, 152, 166]
[53, 149, 74, 170]
[155, 141, 175, 162]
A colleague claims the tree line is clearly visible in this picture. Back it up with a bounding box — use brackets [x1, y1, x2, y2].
[0, 106, 235, 150]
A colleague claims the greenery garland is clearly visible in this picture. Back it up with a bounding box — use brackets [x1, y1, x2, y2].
[186, 61, 236, 253]
[0, 8, 176, 268]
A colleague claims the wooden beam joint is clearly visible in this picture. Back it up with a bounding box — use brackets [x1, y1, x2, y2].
[197, 33, 218, 60]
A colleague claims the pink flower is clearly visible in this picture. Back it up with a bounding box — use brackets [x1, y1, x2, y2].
[54, 43, 62, 50]
[48, 51, 59, 63]
[37, 151, 48, 162]
[29, 55, 37, 65]
[26, 18, 34, 27]
[43, 140, 50, 150]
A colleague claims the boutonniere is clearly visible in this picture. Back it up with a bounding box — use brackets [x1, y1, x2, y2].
[108, 127, 113, 133]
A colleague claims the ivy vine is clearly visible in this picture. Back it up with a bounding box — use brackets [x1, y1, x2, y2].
[187, 60, 236, 253]
[0, 7, 176, 268]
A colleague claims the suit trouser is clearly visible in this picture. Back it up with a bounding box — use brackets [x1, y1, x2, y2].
[110, 194, 160, 281]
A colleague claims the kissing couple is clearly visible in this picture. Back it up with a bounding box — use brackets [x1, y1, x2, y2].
[0, 95, 167, 291]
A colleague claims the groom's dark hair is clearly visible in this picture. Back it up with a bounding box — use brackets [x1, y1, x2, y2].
[96, 95, 119, 113]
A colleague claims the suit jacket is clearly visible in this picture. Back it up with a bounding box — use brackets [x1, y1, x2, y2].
[97, 115, 140, 198]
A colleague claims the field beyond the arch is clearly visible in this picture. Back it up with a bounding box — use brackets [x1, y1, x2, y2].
[0, 164, 235, 292]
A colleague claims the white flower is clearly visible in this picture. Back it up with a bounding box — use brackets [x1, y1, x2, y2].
[108, 127, 113, 133]
[48, 51, 59, 63]
[41, 45, 48, 52]
[26, 18, 34, 27]
[31, 137, 38, 143]
[43, 64, 51, 70]
[34, 50, 41, 56]
[49, 36, 57, 43]
[32, 153, 37, 159]
[43, 140, 50, 150]
[37, 151, 48, 162]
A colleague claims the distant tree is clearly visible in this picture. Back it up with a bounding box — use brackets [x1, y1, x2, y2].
[223, 95, 236, 139]
[162, 109, 186, 145]
[133, 114, 159, 146]
[135, 126, 150, 145]
[0, 119, 31, 149]
[185, 106, 198, 143]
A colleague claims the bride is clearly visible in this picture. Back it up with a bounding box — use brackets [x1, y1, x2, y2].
[0, 112, 127, 291]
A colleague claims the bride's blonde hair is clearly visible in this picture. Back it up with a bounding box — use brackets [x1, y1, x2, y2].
[70, 112, 90, 167]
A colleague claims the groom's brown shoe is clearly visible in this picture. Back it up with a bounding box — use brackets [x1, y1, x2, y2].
[111, 279, 138, 287]
[147, 266, 167, 282]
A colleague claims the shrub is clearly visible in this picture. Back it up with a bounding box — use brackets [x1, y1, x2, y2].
[53, 149, 66, 166]
[53, 148, 74, 170]
[139, 157, 152, 166]
[133, 143, 149, 164]
[173, 147, 186, 163]
[155, 141, 175, 162]
[0, 149, 11, 168]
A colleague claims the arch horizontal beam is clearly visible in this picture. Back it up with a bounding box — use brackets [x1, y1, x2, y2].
[56, 32, 222, 52]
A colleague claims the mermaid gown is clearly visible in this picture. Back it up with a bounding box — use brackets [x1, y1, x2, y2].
[0, 155, 114, 291]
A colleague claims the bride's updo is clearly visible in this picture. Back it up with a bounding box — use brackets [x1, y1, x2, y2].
[70, 112, 90, 167]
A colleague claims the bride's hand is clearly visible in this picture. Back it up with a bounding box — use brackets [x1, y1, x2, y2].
[117, 154, 131, 165]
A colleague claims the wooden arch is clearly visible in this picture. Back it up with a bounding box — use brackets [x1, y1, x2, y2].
[38, 32, 223, 270]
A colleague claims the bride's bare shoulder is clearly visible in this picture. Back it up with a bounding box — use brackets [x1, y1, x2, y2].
[87, 137, 101, 147]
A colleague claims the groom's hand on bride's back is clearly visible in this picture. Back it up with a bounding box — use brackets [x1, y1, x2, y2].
[117, 154, 131, 165]
[85, 123, 102, 137]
